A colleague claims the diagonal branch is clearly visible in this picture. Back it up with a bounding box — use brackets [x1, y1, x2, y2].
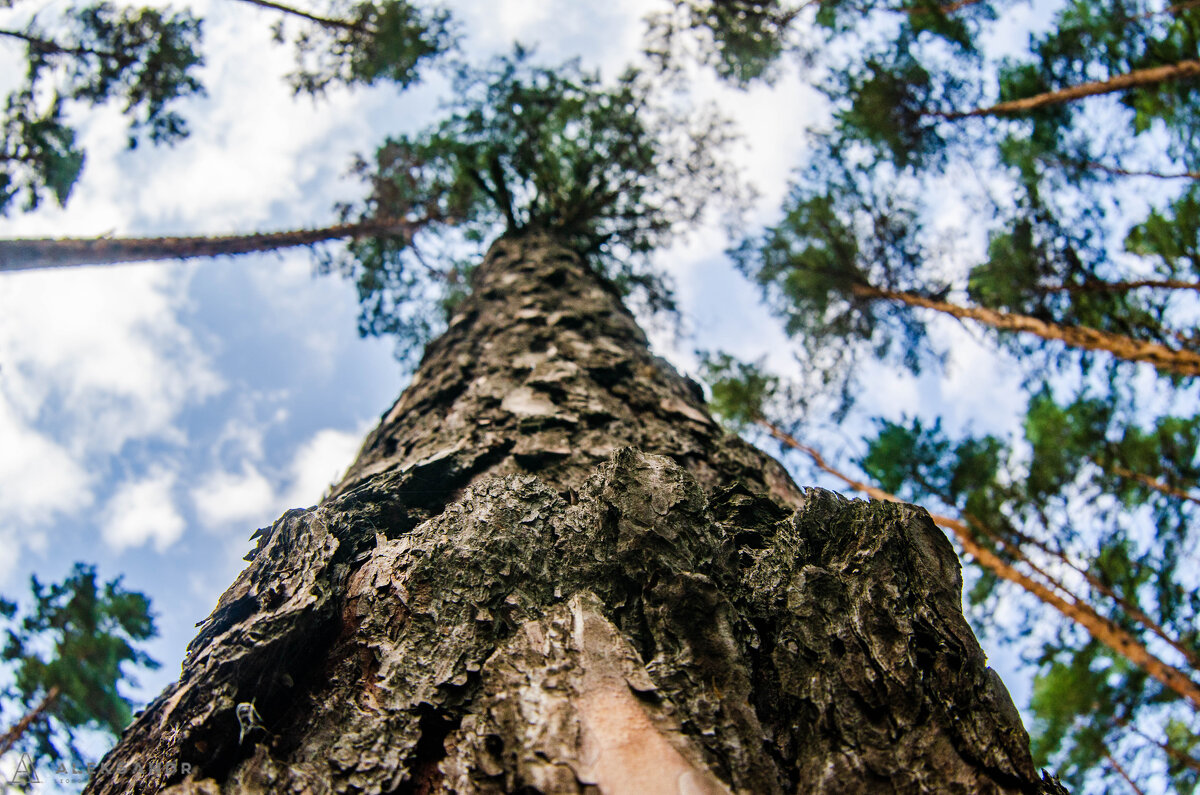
[229, 0, 371, 34]
[938, 60, 1200, 120]
[1038, 278, 1200, 294]
[851, 283, 1200, 377]
[0, 685, 60, 758]
[0, 27, 127, 61]
[1094, 458, 1200, 506]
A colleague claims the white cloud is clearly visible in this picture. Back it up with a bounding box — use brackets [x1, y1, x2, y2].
[102, 468, 186, 552]
[0, 396, 94, 528]
[190, 423, 368, 536]
[0, 267, 224, 456]
[191, 463, 276, 530]
[282, 427, 365, 509]
[937, 322, 1026, 435]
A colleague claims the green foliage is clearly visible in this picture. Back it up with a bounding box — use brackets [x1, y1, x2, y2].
[826, 43, 950, 171]
[0, 2, 204, 212]
[645, 0, 799, 86]
[697, 352, 778, 429]
[662, 0, 992, 90]
[332, 47, 737, 359]
[1164, 719, 1200, 792]
[1028, 639, 1135, 787]
[0, 94, 85, 211]
[732, 138, 937, 413]
[1126, 186, 1200, 280]
[278, 0, 454, 96]
[968, 200, 1178, 365]
[0, 563, 158, 766]
[1000, 0, 1200, 166]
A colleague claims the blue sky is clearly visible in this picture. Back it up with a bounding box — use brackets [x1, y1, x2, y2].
[0, 0, 1055, 776]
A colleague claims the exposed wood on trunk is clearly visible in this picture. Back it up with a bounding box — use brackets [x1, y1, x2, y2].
[0, 218, 419, 272]
[939, 60, 1200, 119]
[759, 419, 1200, 712]
[0, 685, 60, 758]
[852, 282, 1200, 377]
[84, 234, 1065, 794]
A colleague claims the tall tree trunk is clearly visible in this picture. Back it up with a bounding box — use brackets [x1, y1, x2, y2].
[939, 59, 1200, 120]
[852, 283, 1200, 377]
[85, 233, 1064, 794]
[0, 219, 412, 272]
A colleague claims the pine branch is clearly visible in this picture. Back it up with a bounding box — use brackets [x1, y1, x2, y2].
[1048, 158, 1200, 181]
[938, 60, 1200, 120]
[1104, 748, 1147, 795]
[0, 27, 128, 61]
[1095, 458, 1200, 506]
[851, 283, 1200, 377]
[1134, 0, 1200, 19]
[1038, 278, 1200, 294]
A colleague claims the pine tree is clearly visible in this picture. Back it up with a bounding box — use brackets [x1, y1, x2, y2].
[79, 52, 1065, 794]
[0, 564, 158, 768]
[0, 2, 204, 212]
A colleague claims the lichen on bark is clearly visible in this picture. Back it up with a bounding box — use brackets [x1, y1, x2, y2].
[85, 234, 1064, 794]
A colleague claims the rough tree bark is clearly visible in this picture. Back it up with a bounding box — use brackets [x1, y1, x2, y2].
[85, 233, 1065, 794]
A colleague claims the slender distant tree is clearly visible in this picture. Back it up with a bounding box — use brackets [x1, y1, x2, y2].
[0, 217, 427, 272]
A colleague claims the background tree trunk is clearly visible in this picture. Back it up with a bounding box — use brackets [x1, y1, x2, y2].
[84, 233, 1065, 794]
[0, 220, 408, 272]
